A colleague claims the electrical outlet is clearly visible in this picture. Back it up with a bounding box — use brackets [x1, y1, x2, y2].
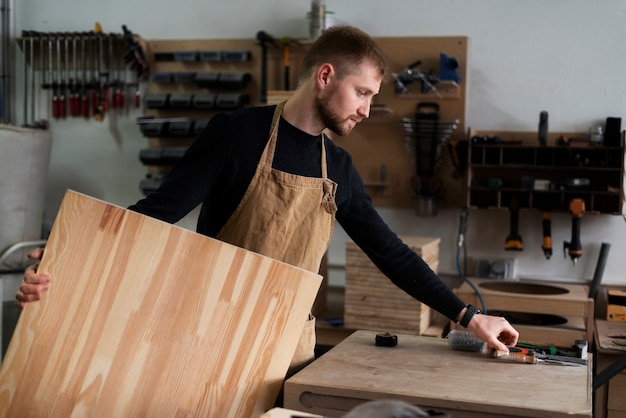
[469, 257, 516, 280]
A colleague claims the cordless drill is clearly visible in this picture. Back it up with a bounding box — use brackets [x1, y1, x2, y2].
[564, 199, 585, 266]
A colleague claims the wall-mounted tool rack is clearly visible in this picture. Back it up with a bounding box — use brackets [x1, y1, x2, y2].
[141, 38, 266, 193]
[466, 129, 625, 214]
[17, 30, 137, 127]
[140, 36, 468, 210]
[331, 36, 468, 209]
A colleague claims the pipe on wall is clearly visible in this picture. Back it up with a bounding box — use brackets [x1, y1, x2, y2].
[0, 0, 15, 124]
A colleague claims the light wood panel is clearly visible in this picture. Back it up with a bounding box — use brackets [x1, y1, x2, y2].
[0, 190, 322, 417]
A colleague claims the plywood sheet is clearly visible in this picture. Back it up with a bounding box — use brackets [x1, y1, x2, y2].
[0, 190, 322, 417]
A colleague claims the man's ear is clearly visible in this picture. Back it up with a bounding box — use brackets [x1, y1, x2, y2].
[316, 63, 334, 89]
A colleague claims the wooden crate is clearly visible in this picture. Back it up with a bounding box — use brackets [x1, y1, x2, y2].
[344, 236, 440, 334]
[453, 277, 594, 347]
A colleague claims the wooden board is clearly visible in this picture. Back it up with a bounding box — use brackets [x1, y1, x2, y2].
[0, 190, 322, 417]
[284, 330, 592, 418]
[344, 236, 439, 335]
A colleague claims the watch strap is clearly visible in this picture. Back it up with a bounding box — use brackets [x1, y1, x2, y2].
[460, 304, 480, 328]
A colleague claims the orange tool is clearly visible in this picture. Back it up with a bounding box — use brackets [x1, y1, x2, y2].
[564, 198, 585, 266]
[491, 346, 587, 366]
[504, 196, 523, 251]
[491, 346, 537, 364]
[541, 211, 552, 259]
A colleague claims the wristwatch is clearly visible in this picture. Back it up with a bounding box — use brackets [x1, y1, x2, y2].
[460, 304, 480, 328]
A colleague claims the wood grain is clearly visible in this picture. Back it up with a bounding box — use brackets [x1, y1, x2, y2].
[343, 237, 439, 334]
[0, 190, 322, 417]
[284, 330, 592, 418]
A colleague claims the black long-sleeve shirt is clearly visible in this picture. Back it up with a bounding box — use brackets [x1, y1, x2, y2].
[129, 105, 465, 321]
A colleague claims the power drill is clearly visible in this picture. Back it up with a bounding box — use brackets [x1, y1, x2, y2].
[564, 199, 585, 266]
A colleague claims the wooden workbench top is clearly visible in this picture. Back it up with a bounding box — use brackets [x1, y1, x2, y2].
[285, 330, 592, 418]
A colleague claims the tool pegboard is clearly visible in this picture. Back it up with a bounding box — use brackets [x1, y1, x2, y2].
[139, 37, 311, 193]
[331, 36, 468, 209]
[140, 36, 468, 209]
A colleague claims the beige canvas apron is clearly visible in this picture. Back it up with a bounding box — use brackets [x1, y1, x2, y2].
[216, 102, 337, 373]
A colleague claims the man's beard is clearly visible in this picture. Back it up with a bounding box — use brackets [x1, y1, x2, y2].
[315, 92, 354, 137]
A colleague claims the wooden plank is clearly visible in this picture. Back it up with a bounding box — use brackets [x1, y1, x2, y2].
[344, 237, 438, 335]
[284, 330, 592, 418]
[0, 190, 322, 417]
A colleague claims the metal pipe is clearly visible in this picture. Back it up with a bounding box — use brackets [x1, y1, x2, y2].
[0, 0, 15, 124]
[588, 242, 611, 300]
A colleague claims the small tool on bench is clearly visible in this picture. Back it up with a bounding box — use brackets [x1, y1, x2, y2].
[448, 331, 587, 366]
[491, 346, 588, 366]
[375, 332, 398, 347]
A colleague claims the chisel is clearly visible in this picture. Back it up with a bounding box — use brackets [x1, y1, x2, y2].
[491, 347, 587, 366]
[541, 211, 552, 259]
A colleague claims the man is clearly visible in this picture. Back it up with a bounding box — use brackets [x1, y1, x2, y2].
[18, 26, 518, 369]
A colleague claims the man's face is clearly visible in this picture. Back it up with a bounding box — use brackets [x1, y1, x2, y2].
[315, 62, 382, 136]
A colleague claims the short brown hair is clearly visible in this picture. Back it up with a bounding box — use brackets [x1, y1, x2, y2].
[299, 26, 390, 84]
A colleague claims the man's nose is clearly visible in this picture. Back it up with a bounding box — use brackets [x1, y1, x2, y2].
[358, 100, 371, 119]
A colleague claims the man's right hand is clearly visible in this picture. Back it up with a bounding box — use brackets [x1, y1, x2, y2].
[16, 248, 51, 308]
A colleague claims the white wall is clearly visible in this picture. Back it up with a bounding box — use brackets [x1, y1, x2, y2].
[13, 0, 626, 286]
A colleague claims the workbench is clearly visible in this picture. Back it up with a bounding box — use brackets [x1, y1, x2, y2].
[284, 330, 592, 418]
